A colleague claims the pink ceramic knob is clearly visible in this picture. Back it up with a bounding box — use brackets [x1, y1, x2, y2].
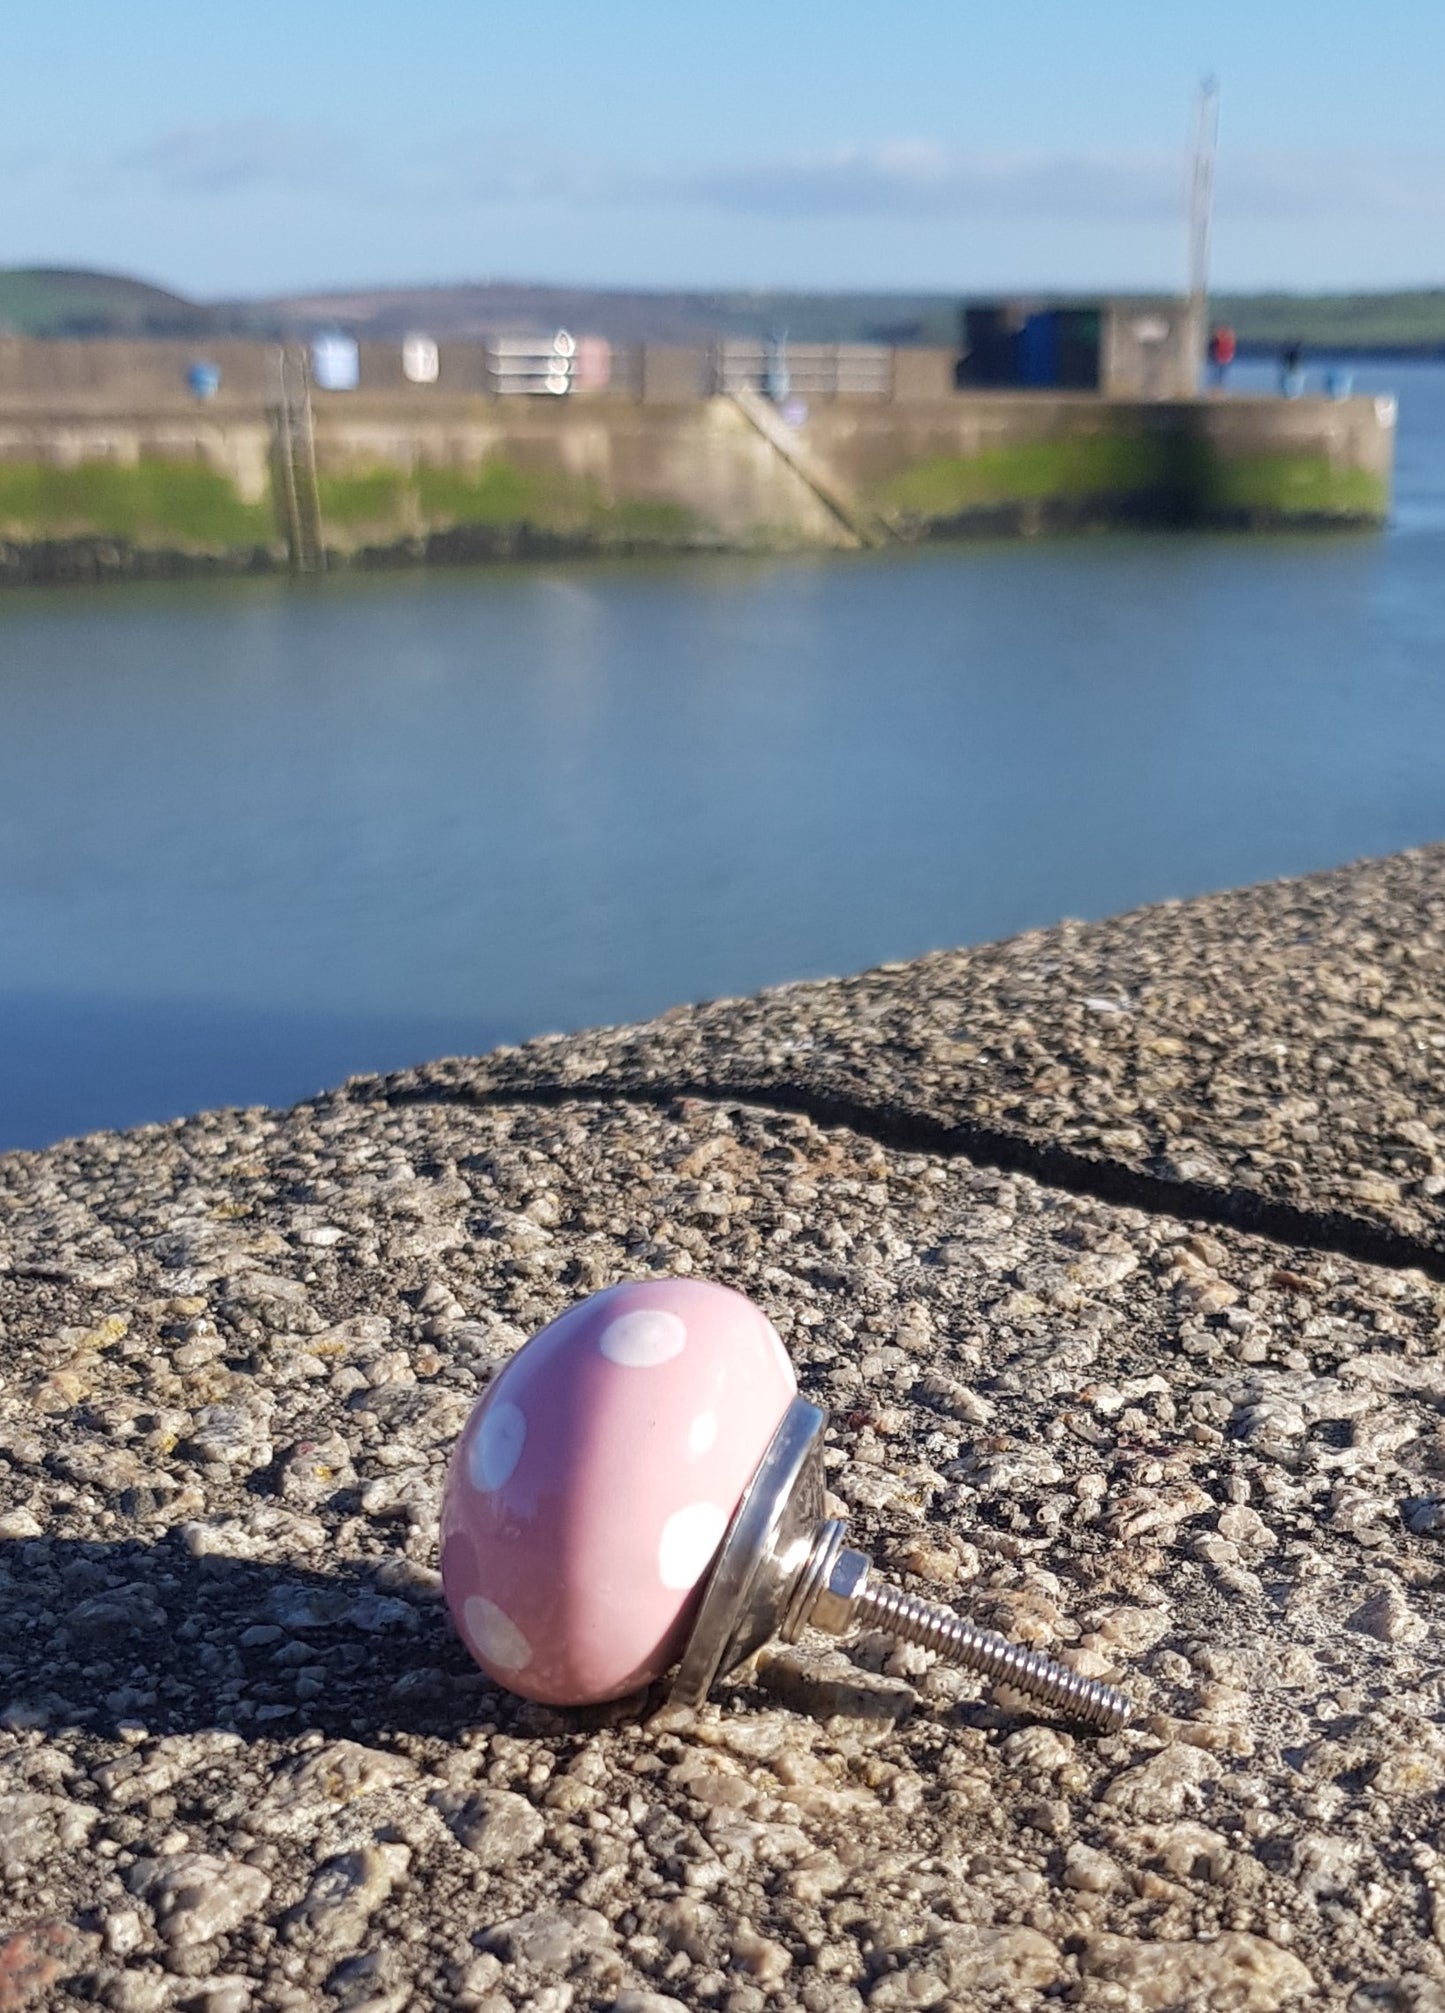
[440, 1278, 797, 1705]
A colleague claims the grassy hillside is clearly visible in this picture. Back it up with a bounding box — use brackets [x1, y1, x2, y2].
[0, 269, 213, 337]
[1214, 291, 1445, 352]
[226, 280, 965, 347]
[248, 280, 1445, 353]
[6, 265, 1445, 353]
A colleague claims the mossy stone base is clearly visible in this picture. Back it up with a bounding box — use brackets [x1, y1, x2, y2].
[870, 436, 1387, 534]
[0, 459, 272, 547]
[325, 460, 706, 548]
[0, 424, 1390, 587]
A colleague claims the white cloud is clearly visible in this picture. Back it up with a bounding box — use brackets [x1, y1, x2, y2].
[413, 135, 1445, 233]
[115, 121, 348, 196]
[660, 143, 1186, 222]
[647, 141, 1445, 228]
[101, 122, 1445, 244]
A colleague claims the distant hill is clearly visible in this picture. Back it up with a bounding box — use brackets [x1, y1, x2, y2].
[0, 268, 219, 338]
[224, 280, 965, 348]
[234, 280, 1445, 354]
[5, 266, 1445, 354]
[1214, 290, 1445, 354]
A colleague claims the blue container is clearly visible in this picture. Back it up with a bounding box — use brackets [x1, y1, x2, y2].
[1018, 312, 1062, 388]
[312, 334, 359, 392]
[186, 362, 221, 402]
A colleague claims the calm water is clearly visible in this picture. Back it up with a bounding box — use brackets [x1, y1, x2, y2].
[3, 359, 1445, 1151]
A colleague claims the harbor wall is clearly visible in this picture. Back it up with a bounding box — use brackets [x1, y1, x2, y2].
[809, 391, 1396, 531]
[0, 338, 1396, 581]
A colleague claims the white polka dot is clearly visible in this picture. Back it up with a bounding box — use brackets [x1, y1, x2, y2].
[463, 1594, 533, 1673]
[469, 1400, 526, 1492]
[598, 1308, 687, 1368]
[658, 1501, 728, 1591]
[687, 1411, 718, 1458]
[762, 1319, 797, 1390]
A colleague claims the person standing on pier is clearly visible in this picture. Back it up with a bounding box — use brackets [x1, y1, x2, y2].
[1207, 324, 1236, 389]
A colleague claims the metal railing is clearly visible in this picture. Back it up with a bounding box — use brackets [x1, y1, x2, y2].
[711, 342, 894, 400]
[482, 332, 617, 396]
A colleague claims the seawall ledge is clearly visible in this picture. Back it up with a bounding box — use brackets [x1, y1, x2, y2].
[1, 848, 1442, 2004]
[0, 384, 1395, 581]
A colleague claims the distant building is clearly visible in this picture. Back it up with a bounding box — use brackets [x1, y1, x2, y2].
[956, 299, 1199, 399]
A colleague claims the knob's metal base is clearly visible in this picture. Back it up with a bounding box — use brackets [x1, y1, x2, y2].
[670, 1396, 827, 1707]
[669, 1392, 1134, 1733]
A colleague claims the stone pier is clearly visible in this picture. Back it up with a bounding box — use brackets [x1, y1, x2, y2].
[0, 335, 1396, 581]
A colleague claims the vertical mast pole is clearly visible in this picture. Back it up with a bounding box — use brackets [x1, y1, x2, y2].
[1188, 75, 1220, 391]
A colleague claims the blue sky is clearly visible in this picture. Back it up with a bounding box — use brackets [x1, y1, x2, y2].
[3, 0, 1443, 298]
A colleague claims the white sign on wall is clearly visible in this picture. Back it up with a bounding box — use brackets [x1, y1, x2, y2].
[402, 335, 439, 384]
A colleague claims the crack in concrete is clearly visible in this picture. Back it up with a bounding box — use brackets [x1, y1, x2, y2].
[375, 1074, 1445, 1284]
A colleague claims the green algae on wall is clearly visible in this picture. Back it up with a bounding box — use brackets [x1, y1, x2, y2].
[0, 459, 271, 546]
[412, 460, 703, 543]
[312, 458, 707, 544]
[0, 451, 709, 563]
[0, 415, 1389, 581]
[869, 433, 1387, 529]
[292, 455, 712, 552]
[301, 461, 584, 541]
[414, 459, 575, 529]
[596, 496, 701, 543]
[1191, 452, 1388, 522]
[315, 468, 409, 529]
[873, 435, 1175, 522]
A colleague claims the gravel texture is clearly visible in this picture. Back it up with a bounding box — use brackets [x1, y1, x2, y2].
[1, 851, 1443, 2010]
[377, 845, 1445, 1266]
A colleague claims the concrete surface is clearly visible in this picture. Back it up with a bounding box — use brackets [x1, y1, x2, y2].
[403, 846, 1445, 1263]
[2, 848, 1443, 2010]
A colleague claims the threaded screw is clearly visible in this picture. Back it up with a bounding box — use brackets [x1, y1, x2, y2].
[785, 1523, 1132, 1733]
[850, 1575, 1132, 1732]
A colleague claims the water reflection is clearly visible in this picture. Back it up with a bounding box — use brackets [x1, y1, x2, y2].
[2, 363, 1444, 1150]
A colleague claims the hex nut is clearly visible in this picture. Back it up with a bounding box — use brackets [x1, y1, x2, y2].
[809, 1546, 871, 1636]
